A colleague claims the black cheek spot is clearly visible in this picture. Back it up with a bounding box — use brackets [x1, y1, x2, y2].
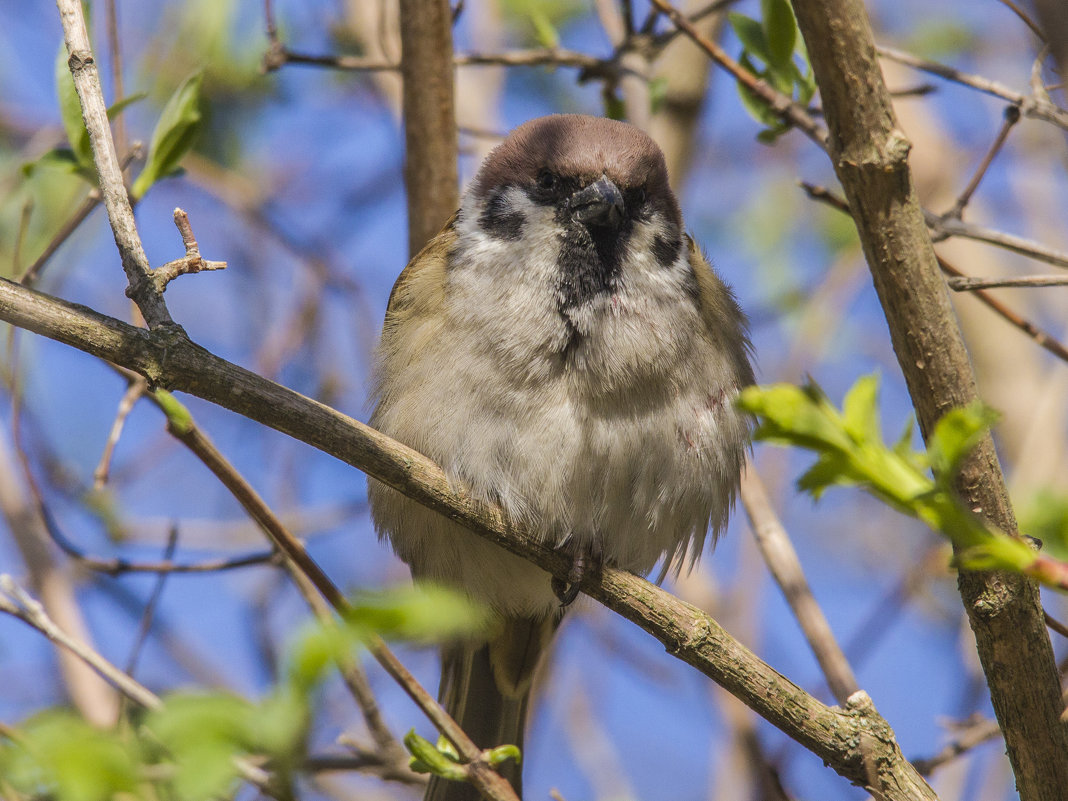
[479, 192, 524, 240]
[652, 233, 681, 268]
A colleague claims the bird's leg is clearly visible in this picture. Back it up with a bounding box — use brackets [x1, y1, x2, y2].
[551, 539, 604, 607]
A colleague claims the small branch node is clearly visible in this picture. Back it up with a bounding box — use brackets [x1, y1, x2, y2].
[150, 209, 227, 294]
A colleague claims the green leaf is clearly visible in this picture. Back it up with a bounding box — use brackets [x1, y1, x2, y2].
[22, 148, 87, 179]
[55, 45, 92, 170]
[132, 71, 204, 199]
[344, 584, 490, 643]
[528, 7, 560, 49]
[147, 692, 254, 801]
[841, 373, 880, 443]
[765, 62, 795, 96]
[791, 58, 818, 105]
[729, 13, 772, 65]
[738, 382, 853, 453]
[0, 710, 140, 801]
[796, 453, 855, 499]
[107, 91, 148, 121]
[755, 125, 790, 144]
[926, 403, 999, 480]
[761, 0, 798, 68]
[735, 78, 777, 128]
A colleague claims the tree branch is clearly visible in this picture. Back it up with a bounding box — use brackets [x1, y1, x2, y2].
[0, 276, 936, 800]
[55, 0, 174, 329]
[399, 0, 458, 255]
[790, 1, 1068, 798]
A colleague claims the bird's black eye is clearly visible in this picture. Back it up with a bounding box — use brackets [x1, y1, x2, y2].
[536, 170, 559, 192]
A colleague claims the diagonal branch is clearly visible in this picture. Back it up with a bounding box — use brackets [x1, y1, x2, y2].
[0, 276, 936, 800]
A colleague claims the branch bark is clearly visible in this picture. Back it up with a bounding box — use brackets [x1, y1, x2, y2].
[0, 276, 936, 800]
[399, 0, 458, 256]
[790, 1, 1068, 797]
[55, 0, 173, 329]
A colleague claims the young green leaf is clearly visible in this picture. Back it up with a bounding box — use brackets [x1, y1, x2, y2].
[841, 372, 881, 443]
[132, 71, 205, 199]
[761, 0, 798, 68]
[486, 744, 522, 766]
[729, 13, 773, 65]
[405, 730, 468, 780]
[926, 403, 999, 480]
[0, 711, 140, 801]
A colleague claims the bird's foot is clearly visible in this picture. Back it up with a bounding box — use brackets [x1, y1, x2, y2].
[551, 542, 603, 608]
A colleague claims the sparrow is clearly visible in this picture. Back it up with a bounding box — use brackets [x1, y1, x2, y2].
[368, 114, 753, 800]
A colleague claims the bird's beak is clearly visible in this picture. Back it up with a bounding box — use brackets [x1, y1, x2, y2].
[567, 175, 624, 229]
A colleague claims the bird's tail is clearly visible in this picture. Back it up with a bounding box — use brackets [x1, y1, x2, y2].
[426, 615, 557, 801]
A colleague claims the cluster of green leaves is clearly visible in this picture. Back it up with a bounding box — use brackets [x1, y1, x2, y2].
[729, 0, 816, 142]
[738, 375, 1068, 587]
[24, 47, 204, 202]
[0, 585, 489, 801]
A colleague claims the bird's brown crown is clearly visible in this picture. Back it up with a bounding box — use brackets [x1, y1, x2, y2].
[473, 115, 679, 226]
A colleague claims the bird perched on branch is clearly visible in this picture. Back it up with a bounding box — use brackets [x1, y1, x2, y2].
[369, 114, 753, 800]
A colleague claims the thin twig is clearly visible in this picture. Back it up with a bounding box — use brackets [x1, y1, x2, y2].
[997, 0, 1047, 41]
[0, 574, 163, 710]
[1043, 609, 1068, 639]
[93, 375, 148, 489]
[877, 44, 1068, 130]
[151, 209, 227, 294]
[19, 148, 140, 288]
[926, 211, 1068, 269]
[911, 717, 1004, 775]
[740, 467, 860, 704]
[124, 526, 179, 677]
[19, 192, 100, 286]
[800, 181, 1068, 365]
[263, 46, 605, 74]
[148, 391, 443, 786]
[104, 0, 126, 159]
[937, 255, 1068, 363]
[947, 274, 1068, 290]
[942, 106, 1021, 221]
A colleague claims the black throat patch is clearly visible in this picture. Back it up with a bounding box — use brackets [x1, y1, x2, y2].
[554, 215, 629, 315]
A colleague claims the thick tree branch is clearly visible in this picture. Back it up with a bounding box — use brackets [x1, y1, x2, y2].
[399, 0, 458, 255]
[0, 277, 935, 800]
[790, 1, 1068, 798]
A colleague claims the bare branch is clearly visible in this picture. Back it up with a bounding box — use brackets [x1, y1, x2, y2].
[55, 0, 173, 328]
[741, 467, 859, 705]
[877, 44, 1068, 130]
[0, 574, 163, 710]
[911, 717, 1004, 776]
[151, 209, 227, 295]
[93, 375, 147, 489]
[947, 274, 1068, 290]
[799, 181, 1068, 365]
